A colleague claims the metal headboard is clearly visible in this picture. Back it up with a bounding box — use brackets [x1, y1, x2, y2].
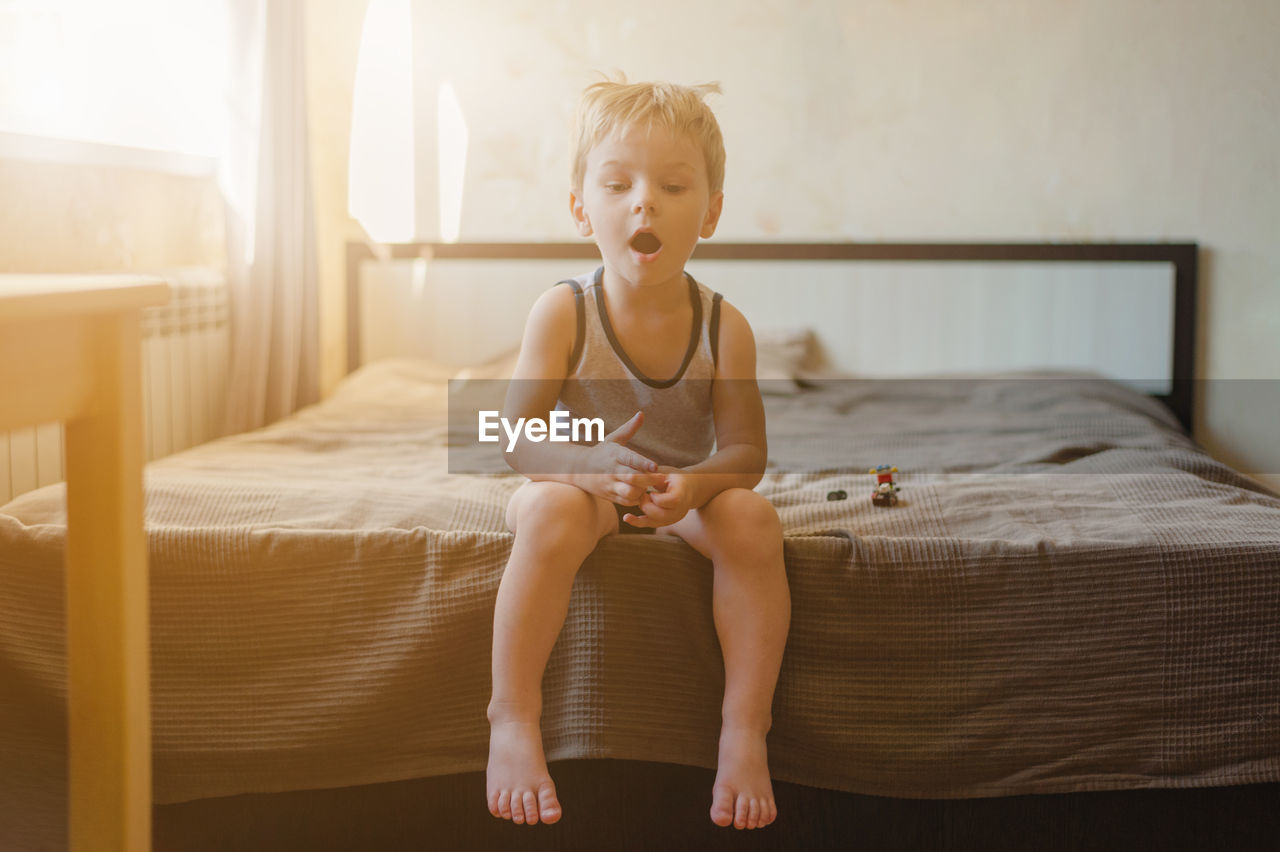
[345, 241, 1197, 433]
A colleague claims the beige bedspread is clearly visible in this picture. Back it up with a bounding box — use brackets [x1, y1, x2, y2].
[3, 359, 1279, 844]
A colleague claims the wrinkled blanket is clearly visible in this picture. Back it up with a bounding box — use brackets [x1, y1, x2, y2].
[3, 360, 1278, 846]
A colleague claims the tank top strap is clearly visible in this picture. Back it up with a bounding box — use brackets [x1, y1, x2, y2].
[710, 290, 724, 369]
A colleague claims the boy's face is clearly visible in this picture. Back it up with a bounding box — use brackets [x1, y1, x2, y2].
[571, 124, 723, 288]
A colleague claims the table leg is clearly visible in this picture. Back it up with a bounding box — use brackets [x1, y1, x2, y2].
[63, 312, 151, 851]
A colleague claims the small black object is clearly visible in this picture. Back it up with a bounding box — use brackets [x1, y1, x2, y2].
[827, 490, 847, 501]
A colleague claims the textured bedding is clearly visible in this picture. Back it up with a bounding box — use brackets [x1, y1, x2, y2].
[2, 358, 1279, 840]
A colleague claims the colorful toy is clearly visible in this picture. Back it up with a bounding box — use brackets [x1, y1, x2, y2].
[869, 465, 901, 507]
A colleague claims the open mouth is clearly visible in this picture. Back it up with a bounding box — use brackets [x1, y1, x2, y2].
[629, 232, 662, 255]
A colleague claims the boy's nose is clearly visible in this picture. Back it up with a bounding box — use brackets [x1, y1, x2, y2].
[632, 184, 657, 214]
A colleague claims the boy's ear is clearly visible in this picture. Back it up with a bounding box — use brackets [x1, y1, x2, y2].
[569, 191, 593, 237]
[700, 191, 725, 239]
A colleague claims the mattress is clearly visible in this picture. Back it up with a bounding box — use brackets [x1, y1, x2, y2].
[2, 358, 1279, 841]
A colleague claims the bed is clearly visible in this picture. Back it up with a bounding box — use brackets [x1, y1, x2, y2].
[2, 241, 1279, 848]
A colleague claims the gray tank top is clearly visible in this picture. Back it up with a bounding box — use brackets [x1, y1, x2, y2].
[555, 266, 724, 469]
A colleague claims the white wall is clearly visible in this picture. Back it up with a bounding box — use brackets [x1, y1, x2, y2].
[310, 0, 1280, 484]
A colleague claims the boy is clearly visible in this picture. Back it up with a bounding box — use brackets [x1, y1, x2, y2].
[486, 78, 791, 832]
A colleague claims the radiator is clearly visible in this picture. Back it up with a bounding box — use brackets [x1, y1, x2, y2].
[0, 268, 230, 506]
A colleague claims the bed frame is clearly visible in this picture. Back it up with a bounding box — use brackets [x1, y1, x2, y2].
[345, 240, 1199, 432]
[155, 760, 1276, 850]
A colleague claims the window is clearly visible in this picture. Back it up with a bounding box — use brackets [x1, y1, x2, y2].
[0, 0, 229, 166]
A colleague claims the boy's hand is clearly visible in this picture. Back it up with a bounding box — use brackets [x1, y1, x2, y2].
[576, 411, 665, 505]
[621, 466, 696, 529]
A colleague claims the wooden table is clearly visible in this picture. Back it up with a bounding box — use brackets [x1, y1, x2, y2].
[0, 275, 169, 851]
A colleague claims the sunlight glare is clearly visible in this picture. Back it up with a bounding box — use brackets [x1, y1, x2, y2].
[437, 81, 468, 244]
[348, 0, 415, 243]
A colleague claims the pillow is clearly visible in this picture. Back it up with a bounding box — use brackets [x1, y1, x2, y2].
[753, 327, 824, 394]
[326, 357, 456, 408]
[452, 347, 521, 383]
[336, 356, 456, 389]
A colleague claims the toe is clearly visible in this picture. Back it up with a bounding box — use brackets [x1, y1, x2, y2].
[538, 783, 561, 824]
[487, 790, 500, 818]
[710, 787, 735, 827]
[768, 799, 778, 825]
[511, 789, 526, 824]
[734, 794, 749, 829]
[522, 790, 539, 825]
[748, 798, 761, 829]
[497, 790, 512, 820]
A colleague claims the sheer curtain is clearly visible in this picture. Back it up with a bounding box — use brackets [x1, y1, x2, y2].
[223, 0, 320, 433]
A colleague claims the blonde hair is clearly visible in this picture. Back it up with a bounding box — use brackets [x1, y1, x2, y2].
[571, 76, 726, 194]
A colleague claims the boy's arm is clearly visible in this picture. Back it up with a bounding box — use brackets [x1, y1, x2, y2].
[502, 285, 663, 502]
[676, 300, 768, 507]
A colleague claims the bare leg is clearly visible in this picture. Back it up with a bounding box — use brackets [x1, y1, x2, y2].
[660, 488, 790, 829]
[487, 481, 615, 826]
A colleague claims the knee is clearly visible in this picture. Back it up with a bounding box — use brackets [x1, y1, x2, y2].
[511, 481, 601, 552]
[704, 488, 782, 557]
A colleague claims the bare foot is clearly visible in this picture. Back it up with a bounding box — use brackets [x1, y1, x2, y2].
[486, 719, 561, 825]
[709, 726, 777, 829]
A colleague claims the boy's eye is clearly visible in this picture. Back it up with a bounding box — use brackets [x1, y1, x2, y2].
[663, 185, 686, 193]
[604, 182, 629, 192]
